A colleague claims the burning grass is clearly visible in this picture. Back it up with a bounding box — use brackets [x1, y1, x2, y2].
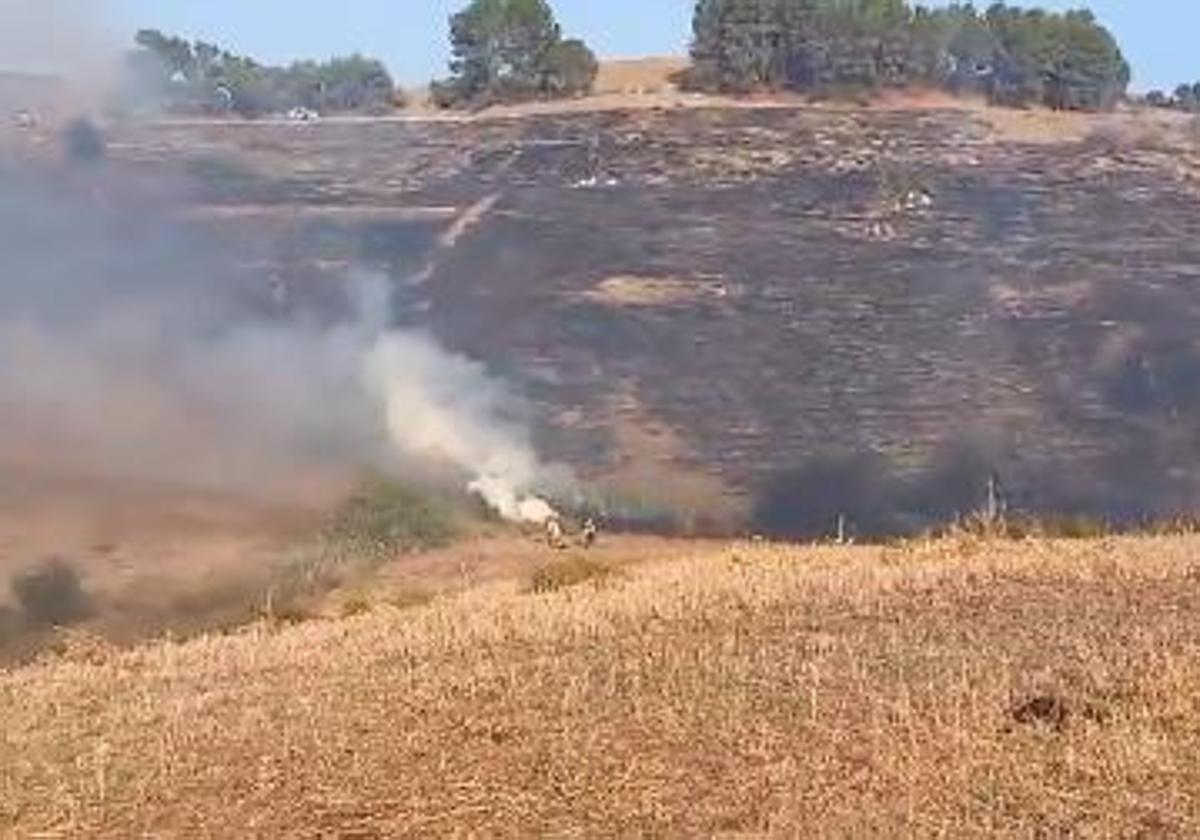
[3, 534, 1200, 836]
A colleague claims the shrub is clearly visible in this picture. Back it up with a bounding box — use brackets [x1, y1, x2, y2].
[61, 117, 106, 164]
[270, 477, 462, 608]
[429, 79, 461, 110]
[323, 477, 460, 560]
[11, 558, 92, 628]
[1145, 90, 1169, 108]
[542, 38, 599, 97]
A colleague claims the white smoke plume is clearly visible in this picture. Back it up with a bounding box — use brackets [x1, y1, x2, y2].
[362, 327, 562, 524]
[342, 276, 563, 523]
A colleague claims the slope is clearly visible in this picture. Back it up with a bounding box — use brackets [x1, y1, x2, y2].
[3, 534, 1200, 837]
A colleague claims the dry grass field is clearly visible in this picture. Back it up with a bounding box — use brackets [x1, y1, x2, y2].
[3, 533, 1200, 837]
[592, 57, 690, 95]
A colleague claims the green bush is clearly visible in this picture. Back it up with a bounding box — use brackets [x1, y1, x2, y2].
[271, 477, 462, 607]
[324, 478, 460, 557]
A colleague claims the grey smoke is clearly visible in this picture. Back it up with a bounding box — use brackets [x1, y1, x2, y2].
[0, 0, 117, 80]
[0, 167, 566, 519]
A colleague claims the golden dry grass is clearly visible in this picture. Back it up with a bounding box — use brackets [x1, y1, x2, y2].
[4, 534, 1200, 837]
[593, 57, 690, 96]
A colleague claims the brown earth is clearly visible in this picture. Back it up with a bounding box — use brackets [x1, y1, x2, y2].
[0, 464, 335, 656]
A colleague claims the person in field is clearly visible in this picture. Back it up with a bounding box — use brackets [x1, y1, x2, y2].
[545, 516, 567, 550]
[580, 517, 598, 549]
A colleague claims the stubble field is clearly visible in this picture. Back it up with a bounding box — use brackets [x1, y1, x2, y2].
[4, 532, 1199, 837]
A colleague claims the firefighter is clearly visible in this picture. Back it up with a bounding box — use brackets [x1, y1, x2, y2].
[545, 516, 567, 550]
[580, 517, 598, 549]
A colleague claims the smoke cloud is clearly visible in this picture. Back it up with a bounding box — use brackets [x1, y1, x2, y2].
[0, 0, 117, 82]
[0, 165, 565, 523]
[364, 330, 564, 523]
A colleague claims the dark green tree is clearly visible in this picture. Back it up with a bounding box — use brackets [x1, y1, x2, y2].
[438, 0, 598, 106]
[134, 29, 196, 80]
[1176, 83, 1200, 112]
[687, 0, 1129, 111]
[447, 0, 562, 102]
[986, 5, 1128, 110]
[542, 38, 599, 96]
[938, 6, 1003, 94]
[312, 55, 397, 112]
[688, 0, 725, 88]
[124, 32, 400, 117]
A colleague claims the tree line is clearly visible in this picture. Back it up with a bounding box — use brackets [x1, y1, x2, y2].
[124, 0, 599, 117]
[125, 30, 399, 117]
[1144, 83, 1200, 114]
[124, 0, 1141, 117]
[687, 1, 1131, 111]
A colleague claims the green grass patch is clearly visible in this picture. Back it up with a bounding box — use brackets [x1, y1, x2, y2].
[268, 476, 463, 611]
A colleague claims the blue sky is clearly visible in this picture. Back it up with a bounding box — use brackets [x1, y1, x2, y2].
[101, 1, 1197, 92]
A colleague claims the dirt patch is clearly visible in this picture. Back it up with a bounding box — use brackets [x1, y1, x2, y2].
[0, 462, 339, 659]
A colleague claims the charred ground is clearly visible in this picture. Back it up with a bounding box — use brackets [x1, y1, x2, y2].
[62, 105, 1200, 536]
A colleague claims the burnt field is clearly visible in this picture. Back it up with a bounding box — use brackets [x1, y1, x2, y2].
[108, 106, 1200, 536]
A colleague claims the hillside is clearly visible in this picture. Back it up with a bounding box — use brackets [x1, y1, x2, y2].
[101, 103, 1200, 536]
[593, 56, 689, 95]
[4, 533, 1200, 836]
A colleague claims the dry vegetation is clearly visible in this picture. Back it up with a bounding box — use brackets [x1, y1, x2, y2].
[592, 57, 689, 96]
[3, 533, 1200, 837]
